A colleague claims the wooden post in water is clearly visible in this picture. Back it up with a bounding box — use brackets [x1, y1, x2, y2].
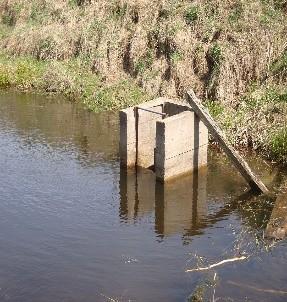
[265, 182, 287, 239]
[186, 90, 269, 194]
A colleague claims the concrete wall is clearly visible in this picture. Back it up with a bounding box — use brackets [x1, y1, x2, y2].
[163, 102, 190, 117]
[137, 104, 163, 168]
[120, 98, 209, 181]
[119, 98, 172, 168]
[119, 107, 136, 167]
[155, 111, 208, 181]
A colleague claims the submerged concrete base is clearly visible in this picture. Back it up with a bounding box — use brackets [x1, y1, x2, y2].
[119, 98, 208, 181]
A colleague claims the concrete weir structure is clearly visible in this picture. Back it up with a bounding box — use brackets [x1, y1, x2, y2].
[119, 98, 208, 182]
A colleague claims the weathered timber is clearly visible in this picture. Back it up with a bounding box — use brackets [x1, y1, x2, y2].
[265, 182, 287, 239]
[186, 90, 269, 194]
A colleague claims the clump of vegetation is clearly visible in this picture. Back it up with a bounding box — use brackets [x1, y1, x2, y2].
[210, 44, 222, 69]
[268, 128, 287, 163]
[271, 50, 287, 78]
[135, 50, 154, 75]
[83, 80, 148, 112]
[0, 53, 148, 111]
[204, 85, 287, 164]
[205, 100, 224, 118]
[184, 6, 199, 24]
[228, 1, 244, 24]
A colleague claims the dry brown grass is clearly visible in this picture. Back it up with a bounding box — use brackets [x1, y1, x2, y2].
[0, 0, 286, 102]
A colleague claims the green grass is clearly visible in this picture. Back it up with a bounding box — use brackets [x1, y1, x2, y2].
[271, 50, 287, 78]
[135, 50, 154, 75]
[205, 100, 224, 118]
[210, 43, 222, 68]
[0, 53, 148, 111]
[202, 85, 287, 163]
[170, 51, 183, 64]
[83, 80, 148, 112]
[269, 127, 287, 162]
[184, 6, 199, 24]
[0, 54, 45, 89]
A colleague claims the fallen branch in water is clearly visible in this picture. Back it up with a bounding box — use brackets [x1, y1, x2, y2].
[227, 281, 287, 295]
[185, 256, 248, 273]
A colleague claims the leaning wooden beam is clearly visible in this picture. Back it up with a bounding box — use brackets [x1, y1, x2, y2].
[186, 90, 269, 194]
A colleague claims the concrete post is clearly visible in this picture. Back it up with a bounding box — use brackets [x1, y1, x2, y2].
[136, 105, 163, 168]
[119, 98, 168, 168]
[155, 111, 208, 181]
[119, 107, 136, 167]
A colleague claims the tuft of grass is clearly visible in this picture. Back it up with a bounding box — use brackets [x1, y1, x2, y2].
[83, 80, 148, 112]
[1, 2, 23, 26]
[270, 50, 287, 78]
[244, 87, 287, 108]
[111, 1, 128, 20]
[268, 127, 287, 162]
[228, 1, 244, 24]
[135, 50, 154, 75]
[205, 100, 224, 118]
[259, 0, 283, 26]
[210, 43, 222, 68]
[0, 67, 10, 88]
[170, 51, 183, 64]
[0, 54, 45, 89]
[184, 6, 199, 24]
[29, 2, 48, 25]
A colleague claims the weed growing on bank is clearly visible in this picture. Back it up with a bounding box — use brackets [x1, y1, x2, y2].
[0, 0, 286, 101]
[205, 85, 287, 164]
[0, 53, 148, 111]
[269, 127, 287, 163]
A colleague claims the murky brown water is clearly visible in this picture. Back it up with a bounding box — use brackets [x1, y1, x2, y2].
[0, 91, 286, 302]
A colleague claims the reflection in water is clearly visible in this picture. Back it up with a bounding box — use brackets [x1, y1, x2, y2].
[120, 167, 208, 240]
[119, 153, 285, 245]
[0, 91, 119, 167]
[120, 168, 156, 221]
[266, 191, 287, 240]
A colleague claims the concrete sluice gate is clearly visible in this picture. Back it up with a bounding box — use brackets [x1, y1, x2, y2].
[119, 98, 209, 182]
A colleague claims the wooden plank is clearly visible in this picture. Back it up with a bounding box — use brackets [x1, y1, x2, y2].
[186, 90, 269, 194]
[265, 192, 287, 239]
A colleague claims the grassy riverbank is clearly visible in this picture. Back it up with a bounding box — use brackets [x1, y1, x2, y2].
[0, 52, 149, 111]
[0, 0, 286, 164]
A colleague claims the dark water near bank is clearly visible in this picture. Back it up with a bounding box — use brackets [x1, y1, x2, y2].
[0, 91, 286, 302]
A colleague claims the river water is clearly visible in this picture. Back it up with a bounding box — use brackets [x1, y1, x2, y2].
[0, 91, 286, 302]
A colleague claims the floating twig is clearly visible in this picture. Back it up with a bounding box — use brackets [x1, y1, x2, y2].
[185, 256, 248, 273]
